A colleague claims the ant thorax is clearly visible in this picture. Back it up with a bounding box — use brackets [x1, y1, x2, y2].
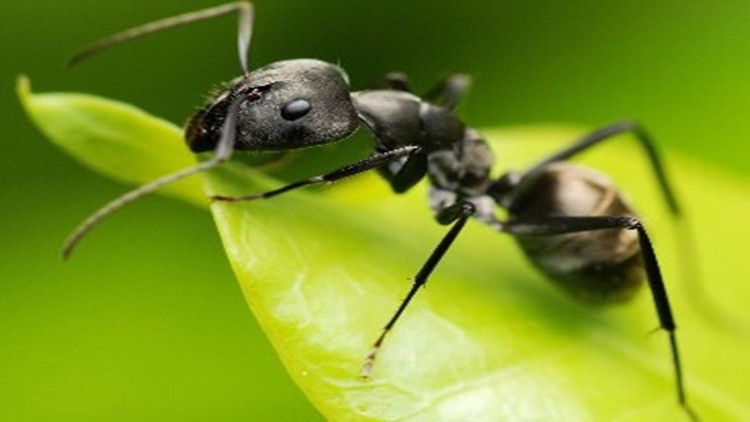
[425, 127, 497, 224]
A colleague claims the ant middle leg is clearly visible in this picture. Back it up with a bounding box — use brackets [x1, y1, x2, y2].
[362, 201, 476, 378]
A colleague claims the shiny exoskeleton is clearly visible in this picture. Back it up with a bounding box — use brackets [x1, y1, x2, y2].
[63, 3, 697, 420]
[506, 163, 645, 304]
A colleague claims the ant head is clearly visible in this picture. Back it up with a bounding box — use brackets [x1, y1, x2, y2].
[186, 59, 359, 152]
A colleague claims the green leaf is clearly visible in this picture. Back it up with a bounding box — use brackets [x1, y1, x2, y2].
[17, 75, 203, 206]
[19, 77, 750, 420]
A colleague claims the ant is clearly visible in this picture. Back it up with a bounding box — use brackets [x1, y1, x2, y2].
[63, 2, 698, 419]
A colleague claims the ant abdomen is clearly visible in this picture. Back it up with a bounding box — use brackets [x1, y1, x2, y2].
[509, 163, 645, 304]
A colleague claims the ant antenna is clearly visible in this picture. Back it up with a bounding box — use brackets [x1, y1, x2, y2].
[61, 100, 241, 259]
[67, 2, 254, 74]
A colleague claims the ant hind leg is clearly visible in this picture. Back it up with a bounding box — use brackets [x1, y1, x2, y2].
[502, 215, 699, 421]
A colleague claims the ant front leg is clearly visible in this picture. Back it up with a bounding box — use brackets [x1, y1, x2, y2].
[211, 146, 421, 202]
[362, 201, 476, 378]
[381, 73, 471, 111]
[503, 215, 699, 421]
[383, 72, 412, 92]
[422, 74, 472, 110]
[375, 147, 428, 194]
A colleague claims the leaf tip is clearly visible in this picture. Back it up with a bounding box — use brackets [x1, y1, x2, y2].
[16, 74, 32, 106]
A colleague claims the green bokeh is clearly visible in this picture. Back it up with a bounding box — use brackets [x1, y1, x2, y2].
[2, 1, 749, 420]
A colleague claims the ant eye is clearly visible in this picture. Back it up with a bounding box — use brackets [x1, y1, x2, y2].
[281, 99, 311, 120]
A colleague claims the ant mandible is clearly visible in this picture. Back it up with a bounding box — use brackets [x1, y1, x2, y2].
[63, 3, 697, 419]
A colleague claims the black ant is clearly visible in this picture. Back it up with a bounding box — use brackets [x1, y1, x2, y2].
[63, 3, 698, 419]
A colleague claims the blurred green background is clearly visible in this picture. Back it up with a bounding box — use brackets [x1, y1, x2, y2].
[2, 0, 749, 420]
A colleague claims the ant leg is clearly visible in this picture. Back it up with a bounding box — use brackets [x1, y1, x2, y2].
[68, 2, 254, 73]
[503, 215, 698, 421]
[381, 73, 471, 108]
[362, 201, 476, 378]
[423, 74, 472, 110]
[211, 145, 421, 202]
[513, 121, 680, 215]
[376, 148, 427, 193]
[62, 100, 243, 259]
[383, 72, 412, 92]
